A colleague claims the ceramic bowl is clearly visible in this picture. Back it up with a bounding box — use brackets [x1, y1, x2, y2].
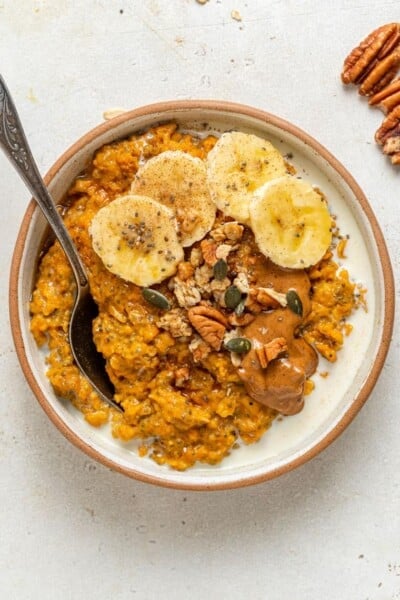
[9, 100, 395, 490]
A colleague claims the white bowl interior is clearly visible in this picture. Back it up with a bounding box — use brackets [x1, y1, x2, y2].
[17, 106, 385, 488]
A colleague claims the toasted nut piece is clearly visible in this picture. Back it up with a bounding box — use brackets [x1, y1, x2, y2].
[341, 23, 400, 85]
[174, 366, 190, 388]
[375, 105, 400, 164]
[189, 335, 212, 362]
[245, 293, 263, 314]
[255, 346, 269, 369]
[369, 77, 400, 112]
[189, 305, 228, 326]
[233, 272, 250, 294]
[385, 138, 400, 163]
[177, 261, 195, 281]
[369, 76, 400, 103]
[210, 221, 244, 242]
[210, 277, 231, 294]
[248, 287, 283, 311]
[255, 337, 288, 369]
[253, 287, 287, 308]
[359, 48, 400, 96]
[190, 246, 203, 267]
[252, 289, 280, 309]
[200, 239, 218, 265]
[187, 305, 228, 350]
[215, 243, 237, 261]
[376, 91, 400, 113]
[221, 221, 244, 241]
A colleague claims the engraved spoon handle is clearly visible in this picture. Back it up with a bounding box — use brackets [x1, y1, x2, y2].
[0, 75, 88, 287]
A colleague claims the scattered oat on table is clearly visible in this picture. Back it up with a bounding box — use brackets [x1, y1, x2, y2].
[103, 108, 128, 120]
[231, 10, 242, 21]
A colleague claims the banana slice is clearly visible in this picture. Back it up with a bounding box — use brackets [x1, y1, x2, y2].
[131, 150, 216, 247]
[206, 131, 287, 224]
[249, 175, 332, 269]
[89, 194, 184, 286]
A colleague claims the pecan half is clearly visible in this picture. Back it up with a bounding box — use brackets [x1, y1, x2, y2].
[341, 23, 400, 87]
[187, 305, 228, 350]
[359, 47, 400, 96]
[255, 338, 288, 369]
[369, 77, 400, 112]
[375, 105, 400, 164]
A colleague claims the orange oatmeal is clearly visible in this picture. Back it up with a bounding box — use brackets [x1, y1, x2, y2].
[30, 123, 361, 470]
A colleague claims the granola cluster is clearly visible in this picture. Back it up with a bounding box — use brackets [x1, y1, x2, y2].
[161, 219, 242, 352]
[155, 216, 291, 369]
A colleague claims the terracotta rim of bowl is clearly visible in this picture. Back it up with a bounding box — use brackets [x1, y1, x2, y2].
[9, 100, 395, 491]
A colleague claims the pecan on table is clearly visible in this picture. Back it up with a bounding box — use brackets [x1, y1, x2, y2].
[375, 105, 400, 164]
[187, 305, 228, 351]
[341, 23, 400, 95]
[369, 77, 400, 112]
[360, 48, 400, 96]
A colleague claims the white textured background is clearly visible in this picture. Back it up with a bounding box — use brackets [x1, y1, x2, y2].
[0, 1, 399, 599]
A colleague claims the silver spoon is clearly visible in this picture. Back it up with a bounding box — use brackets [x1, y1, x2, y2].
[0, 75, 122, 412]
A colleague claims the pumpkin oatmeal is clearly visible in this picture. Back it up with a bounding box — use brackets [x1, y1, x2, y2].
[30, 123, 362, 470]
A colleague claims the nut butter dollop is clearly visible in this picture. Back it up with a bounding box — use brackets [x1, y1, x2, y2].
[238, 259, 318, 415]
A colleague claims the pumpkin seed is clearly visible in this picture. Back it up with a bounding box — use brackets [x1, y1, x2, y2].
[142, 288, 171, 310]
[224, 337, 252, 354]
[213, 258, 228, 280]
[286, 289, 303, 316]
[224, 285, 242, 309]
